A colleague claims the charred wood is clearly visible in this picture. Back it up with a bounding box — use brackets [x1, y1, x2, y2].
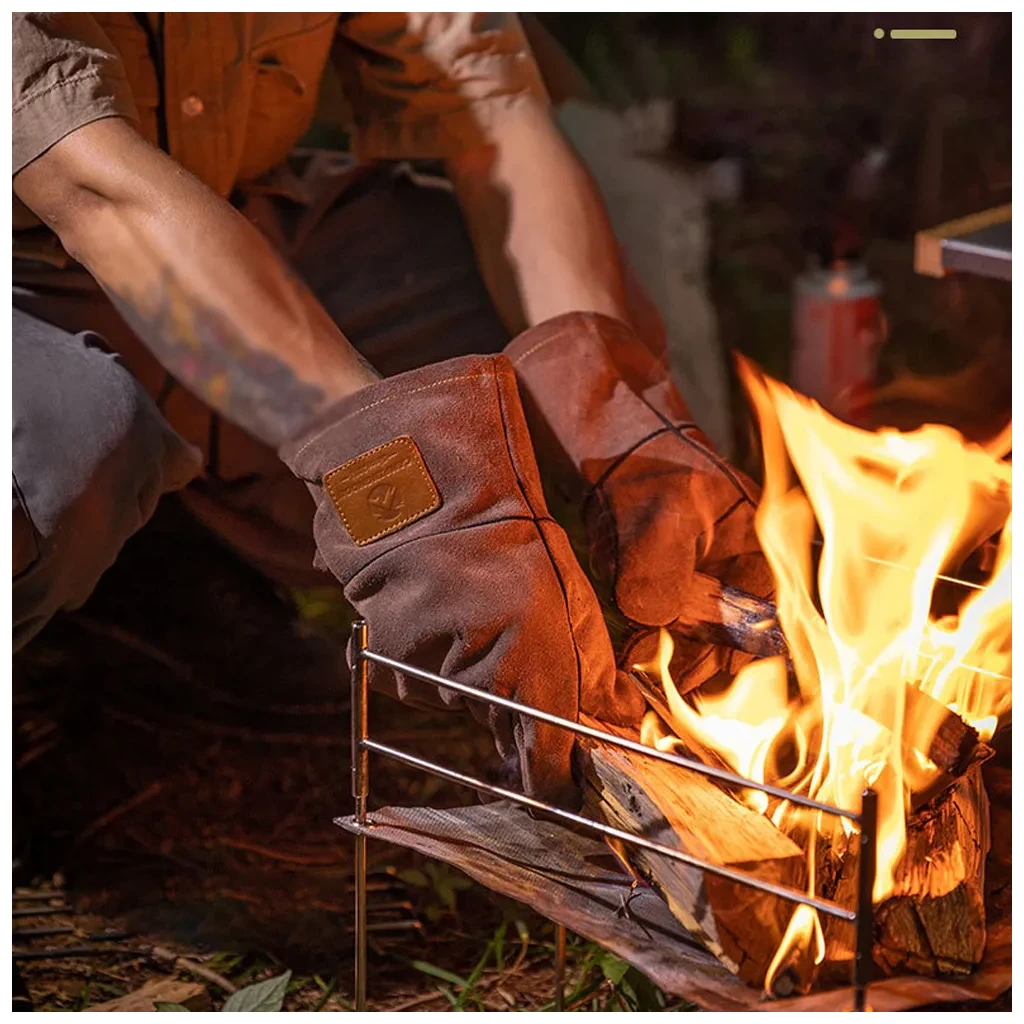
[823, 764, 989, 978]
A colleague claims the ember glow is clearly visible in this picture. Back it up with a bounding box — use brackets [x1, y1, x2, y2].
[637, 362, 1011, 993]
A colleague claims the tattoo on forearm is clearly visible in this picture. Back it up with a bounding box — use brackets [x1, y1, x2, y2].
[105, 269, 330, 449]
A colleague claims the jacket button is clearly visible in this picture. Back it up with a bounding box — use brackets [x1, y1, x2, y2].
[181, 94, 205, 118]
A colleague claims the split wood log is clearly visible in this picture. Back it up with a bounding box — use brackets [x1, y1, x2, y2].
[823, 764, 990, 979]
[869, 682, 982, 781]
[669, 572, 786, 658]
[579, 714, 806, 987]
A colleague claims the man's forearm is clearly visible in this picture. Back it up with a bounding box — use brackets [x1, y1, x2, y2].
[14, 117, 378, 448]
[446, 100, 629, 336]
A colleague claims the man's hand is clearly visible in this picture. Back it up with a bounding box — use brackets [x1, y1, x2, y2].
[506, 312, 775, 685]
[281, 352, 645, 804]
[13, 117, 379, 447]
[446, 99, 630, 336]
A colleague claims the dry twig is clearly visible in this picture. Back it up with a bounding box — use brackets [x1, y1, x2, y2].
[150, 946, 237, 995]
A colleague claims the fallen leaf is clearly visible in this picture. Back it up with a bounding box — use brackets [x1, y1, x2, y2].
[86, 979, 204, 1012]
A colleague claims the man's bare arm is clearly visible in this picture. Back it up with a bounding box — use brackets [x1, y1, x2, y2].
[14, 117, 378, 448]
[446, 99, 629, 336]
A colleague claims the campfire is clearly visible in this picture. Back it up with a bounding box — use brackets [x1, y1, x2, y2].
[625, 360, 1011, 993]
[340, 361, 1011, 1010]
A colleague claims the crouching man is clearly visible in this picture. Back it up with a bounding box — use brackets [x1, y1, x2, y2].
[13, 13, 767, 803]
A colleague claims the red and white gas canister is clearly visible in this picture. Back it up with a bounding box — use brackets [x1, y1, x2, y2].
[791, 260, 884, 425]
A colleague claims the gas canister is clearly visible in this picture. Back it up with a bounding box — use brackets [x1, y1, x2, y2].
[791, 260, 883, 424]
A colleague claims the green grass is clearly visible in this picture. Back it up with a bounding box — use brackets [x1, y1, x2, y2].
[399, 923, 698, 1012]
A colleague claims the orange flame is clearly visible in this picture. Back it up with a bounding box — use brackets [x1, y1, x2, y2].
[636, 362, 1011, 994]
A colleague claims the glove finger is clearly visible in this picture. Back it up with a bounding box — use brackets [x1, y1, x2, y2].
[581, 669, 647, 728]
[700, 500, 775, 601]
[597, 443, 701, 627]
[604, 434, 772, 626]
[622, 628, 728, 699]
[513, 715, 582, 810]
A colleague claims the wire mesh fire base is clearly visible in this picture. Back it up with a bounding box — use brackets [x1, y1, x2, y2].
[342, 620, 879, 1012]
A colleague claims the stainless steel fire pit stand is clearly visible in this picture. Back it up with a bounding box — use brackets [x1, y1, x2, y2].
[348, 621, 879, 1012]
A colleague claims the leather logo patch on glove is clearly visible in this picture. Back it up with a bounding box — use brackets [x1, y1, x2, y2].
[324, 435, 441, 546]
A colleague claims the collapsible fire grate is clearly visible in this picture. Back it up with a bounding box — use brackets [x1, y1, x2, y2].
[339, 620, 885, 1011]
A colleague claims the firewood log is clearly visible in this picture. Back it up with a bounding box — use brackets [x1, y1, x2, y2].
[579, 715, 806, 986]
[670, 572, 785, 658]
[868, 682, 983, 782]
[823, 764, 990, 978]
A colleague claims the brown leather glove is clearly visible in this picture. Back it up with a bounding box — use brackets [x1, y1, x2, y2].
[506, 312, 774, 683]
[280, 354, 643, 804]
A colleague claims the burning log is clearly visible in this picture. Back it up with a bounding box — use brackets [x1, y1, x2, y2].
[613, 640, 991, 990]
[823, 764, 990, 978]
[630, 660, 985, 806]
[895, 686, 989, 808]
[633, 571, 987, 792]
[579, 715, 806, 987]
[851, 679, 988, 809]
[582, 710, 991, 992]
[903, 685, 981, 779]
[877, 765, 990, 975]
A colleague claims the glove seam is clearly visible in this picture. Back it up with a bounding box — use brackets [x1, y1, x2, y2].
[638, 393, 760, 508]
[507, 325, 575, 367]
[712, 494, 752, 531]
[507, 313, 634, 369]
[287, 371, 494, 468]
[585, 426, 676, 497]
[664, 424, 759, 508]
[593, 418, 758, 512]
[491, 366, 585, 715]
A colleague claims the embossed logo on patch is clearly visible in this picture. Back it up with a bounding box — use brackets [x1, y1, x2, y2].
[324, 436, 440, 546]
[367, 482, 404, 522]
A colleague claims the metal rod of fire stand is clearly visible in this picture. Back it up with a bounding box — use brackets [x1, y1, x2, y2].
[361, 739, 854, 921]
[362, 649, 859, 822]
[352, 620, 370, 1012]
[853, 788, 878, 1012]
[553, 923, 567, 1011]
